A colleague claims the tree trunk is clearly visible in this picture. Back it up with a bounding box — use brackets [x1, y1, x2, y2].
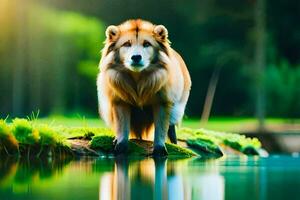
[254, 0, 266, 132]
[201, 66, 222, 126]
[12, 1, 27, 117]
[28, 23, 42, 113]
[51, 39, 67, 114]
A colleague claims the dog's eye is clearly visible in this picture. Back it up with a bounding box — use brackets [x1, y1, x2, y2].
[143, 41, 152, 48]
[122, 41, 131, 47]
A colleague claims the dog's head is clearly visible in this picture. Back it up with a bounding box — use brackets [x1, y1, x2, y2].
[102, 19, 170, 72]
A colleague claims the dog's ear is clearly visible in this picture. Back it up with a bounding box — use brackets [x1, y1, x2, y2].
[105, 25, 119, 41]
[154, 25, 168, 42]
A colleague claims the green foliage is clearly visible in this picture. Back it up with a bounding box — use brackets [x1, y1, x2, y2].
[127, 141, 148, 156]
[178, 128, 261, 155]
[1, 1, 300, 118]
[89, 135, 196, 157]
[89, 135, 148, 155]
[0, 119, 11, 139]
[0, 119, 19, 154]
[223, 136, 260, 151]
[165, 143, 196, 157]
[38, 125, 71, 150]
[5, 119, 72, 157]
[186, 139, 223, 157]
[59, 127, 113, 138]
[265, 62, 300, 117]
[1, 118, 263, 158]
[90, 135, 115, 152]
[38, 125, 60, 146]
[89, 136, 150, 156]
[31, 5, 105, 81]
[12, 119, 39, 145]
[178, 128, 220, 143]
[241, 146, 260, 155]
[0, 4, 106, 116]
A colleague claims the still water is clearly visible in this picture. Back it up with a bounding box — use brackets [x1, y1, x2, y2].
[0, 155, 300, 200]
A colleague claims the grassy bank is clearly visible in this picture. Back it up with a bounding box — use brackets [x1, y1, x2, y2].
[0, 118, 263, 159]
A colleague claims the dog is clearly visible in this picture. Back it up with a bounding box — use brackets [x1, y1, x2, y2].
[97, 19, 191, 156]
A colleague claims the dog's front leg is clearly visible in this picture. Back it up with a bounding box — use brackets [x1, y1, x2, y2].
[153, 104, 169, 156]
[112, 103, 130, 155]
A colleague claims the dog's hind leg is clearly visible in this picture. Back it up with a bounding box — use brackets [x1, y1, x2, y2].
[167, 124, 177, 144]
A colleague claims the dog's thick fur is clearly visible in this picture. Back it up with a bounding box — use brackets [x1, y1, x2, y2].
[97, 19, 191, 155]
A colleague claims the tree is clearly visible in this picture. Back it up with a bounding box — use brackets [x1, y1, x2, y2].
[12, 1, 27, 117]
[254, 0, 267, 131]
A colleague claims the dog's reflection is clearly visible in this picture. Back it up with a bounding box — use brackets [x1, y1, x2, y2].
[99, 158, 224, 200]
[99, 157, 170, 200]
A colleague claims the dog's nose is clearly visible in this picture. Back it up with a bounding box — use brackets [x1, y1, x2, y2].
[131, 55, 142, 63]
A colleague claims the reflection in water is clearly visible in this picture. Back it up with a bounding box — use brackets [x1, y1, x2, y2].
[0, 156, 72, 198]
[0, 157, 71, 185]
[1, 156, 300, 200]
[99, 158, 224, 200]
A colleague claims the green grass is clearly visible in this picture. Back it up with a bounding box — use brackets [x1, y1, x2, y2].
[0, 117, 265, 158]
[0, 119, 11, 138]
[36, 116, 107, 128]
[182, 117, 293, 131]
[89, 135, 196, 157]
[12, 118, 39, 145]
[40, 116, 264, 156]
[165, 143, 196, 157]
[38, 126, 60, 146]
[1, 118, 71, 158]
[90, 135, 115, 153]
[178, 128, 261, 155]
[36, 116, 299, 133]
[0, 119, 19, 154]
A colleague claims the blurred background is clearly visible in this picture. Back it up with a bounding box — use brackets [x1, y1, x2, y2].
[1, 0, 300, 147]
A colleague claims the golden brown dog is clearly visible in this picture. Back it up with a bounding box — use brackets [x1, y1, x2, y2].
[97, 19, 191, 156]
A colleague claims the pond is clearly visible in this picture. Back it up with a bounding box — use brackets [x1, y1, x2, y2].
[0, 155, 300, 200]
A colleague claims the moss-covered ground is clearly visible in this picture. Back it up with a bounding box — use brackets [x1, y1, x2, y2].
[0, 118, 263, 159]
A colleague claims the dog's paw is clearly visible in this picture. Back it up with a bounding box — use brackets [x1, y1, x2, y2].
[114, 140, 128, 155]
[152, 145, 168, 157]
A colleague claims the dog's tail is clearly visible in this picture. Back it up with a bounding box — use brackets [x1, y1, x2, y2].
[167, 125, 177, 144]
